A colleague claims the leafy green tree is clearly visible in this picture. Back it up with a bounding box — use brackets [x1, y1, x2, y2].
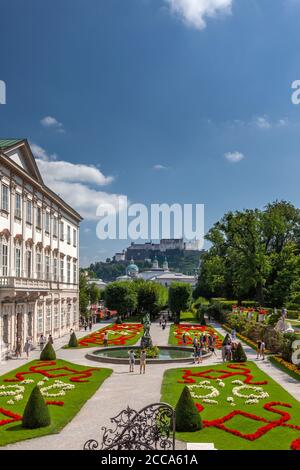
[87, 283, 101, 304]
[136, 281, 168, 319]
[168, 282, 192, 323]
[105, 281, 137, 317]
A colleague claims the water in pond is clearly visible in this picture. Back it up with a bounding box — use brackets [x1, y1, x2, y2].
[94, 348, 192, 360]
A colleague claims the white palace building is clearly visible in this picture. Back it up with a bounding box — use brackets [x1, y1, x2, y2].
[0, 139, 82, 352]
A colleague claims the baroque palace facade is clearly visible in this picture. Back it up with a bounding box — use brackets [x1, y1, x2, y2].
[0, 139, 82, 351]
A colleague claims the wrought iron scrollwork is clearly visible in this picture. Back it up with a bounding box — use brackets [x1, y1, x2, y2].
[83, 402, 176, 450]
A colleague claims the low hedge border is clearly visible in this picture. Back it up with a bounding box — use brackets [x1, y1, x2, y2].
[222, 324, 271, 354]
[269, 355, 300, 382]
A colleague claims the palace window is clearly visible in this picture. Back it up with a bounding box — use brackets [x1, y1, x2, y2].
[15, 193, 22, 218]
[73, 304, 77, 324]
[73, 260, 77, 284]
[53, 217, 58, 237]
[15, 247, 21, 277]
[66, 305, 71, 327]
[61, 307, 65, 328]
[0, 241, 8, 276]
[67, 225, 71, 244]
[37, 307, 43, 334]
[36, 206, 42, 229]
[1, 184, 9, 212]
[26, 250, 32, 278]
[60, 258, 64, 282]
[45, 212, 50, 234]
[45, 255, 50, 281]
[36, 252, 42, 278]
[26, 200, 32, 224]
[54, 306, 59, 329]
[67, 259, 71, 283]
[60, 221, 64, 241]
[73, 228, 77, 247]
[53, 257, 58, 281]
[46, 306, 51, 332]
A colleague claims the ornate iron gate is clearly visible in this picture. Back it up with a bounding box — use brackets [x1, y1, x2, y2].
[84, 402, 176, 450]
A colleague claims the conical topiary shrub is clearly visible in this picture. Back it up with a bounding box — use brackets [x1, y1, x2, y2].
[40, 341, 56, 360]
[68, 331, 78, 348]
[222, 333, 231, 346]
[175, 386, 202, 432]
[22, 386, 51, 429]
[232, 342, 247, 362]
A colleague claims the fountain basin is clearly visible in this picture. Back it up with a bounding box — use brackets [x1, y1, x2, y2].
[86, 345, 211, 364]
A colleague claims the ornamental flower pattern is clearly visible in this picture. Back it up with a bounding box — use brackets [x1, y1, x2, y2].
[173, 324, 223, 349]
[78, 323, 143, 348]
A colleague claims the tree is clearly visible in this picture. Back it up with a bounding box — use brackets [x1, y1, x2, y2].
[79, 271, 89, 316]
[175, 386, 202, 432]
[68, 331, 78, 348]
[87, 283, 101, 304]
[40, 342, 56, 360]
[105, 281, 137, 317]
[136, 281, 168, 319]
[22, 386, 51, 429]
[232, 342, 247, 362]
[168, 282, 192, 323]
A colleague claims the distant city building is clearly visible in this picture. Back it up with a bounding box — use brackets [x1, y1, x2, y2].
[115, 256, 196, 287]
[113, 251, 125, 262]
[124, 238, 202, 262]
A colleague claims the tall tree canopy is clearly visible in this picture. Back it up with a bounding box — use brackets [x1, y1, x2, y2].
[195, 201, 300, 306]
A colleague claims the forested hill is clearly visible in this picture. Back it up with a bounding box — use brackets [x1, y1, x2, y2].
[88, 250, 202, 282]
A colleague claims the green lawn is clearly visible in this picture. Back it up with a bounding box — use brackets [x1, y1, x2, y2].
[161, 361, 300, 450]
[180, 311, 197, 322]
[0, 359, 112, 446]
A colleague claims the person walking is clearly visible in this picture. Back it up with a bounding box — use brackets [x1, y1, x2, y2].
[84, 321, 88, 331]
[140, 349, 147, 374]
[256, 340, 262, 359]
[103, 331, 109, 347]
[128, 349, 136, 373]
[182, 332, 187, 345]
[89, 320, 92, 331]
[48, 334, 54, 345]
[259, 340, 266, 360]
[39, 334, 46, 352]
[15, 337, 22, 358]
[24, 338, 32, 359]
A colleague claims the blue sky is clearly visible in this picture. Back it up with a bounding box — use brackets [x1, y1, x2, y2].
[1, 0, 300, 265]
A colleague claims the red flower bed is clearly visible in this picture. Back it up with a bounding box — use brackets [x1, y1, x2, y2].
[178, 363, 268, 385]
[5, 361, 99, 384]
[78, 323, 143, 348]
[173, 324, 223, 349]
[0, 407, 22, 426]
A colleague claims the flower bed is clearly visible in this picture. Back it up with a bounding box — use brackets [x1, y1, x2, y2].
[0, 359, 112, 447]
[168, 324, 223, 349]
[77, 323, 143, 348]
[269, 356, 300, 382]
[161, 362, 300, 450]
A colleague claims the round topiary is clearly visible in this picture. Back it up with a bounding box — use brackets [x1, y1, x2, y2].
[175, 386, 202, 432]
[68, 331, 78, 348]
[232, 342, 247, 362]
[22, 386, 51, 429]
[222, 333, 231, 346]
[40, 341, 56, 360]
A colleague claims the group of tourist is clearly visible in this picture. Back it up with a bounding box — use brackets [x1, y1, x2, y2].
[182, 332, 217, 364]
[14, 332, 54, 360]
[128, 349, 147, 374]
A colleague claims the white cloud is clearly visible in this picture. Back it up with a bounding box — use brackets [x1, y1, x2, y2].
[31, 142, 125, 220]
[224, 151, 245, 163]
[277, 118, 289, 127]
[165, 0, 233, 30]
[40, 116, 65, 133]
[153, 164, 168, 170]
[255, 116, 271, 129]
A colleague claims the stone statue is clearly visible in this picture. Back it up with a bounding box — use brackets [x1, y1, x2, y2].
[141, 313, 152, 349]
